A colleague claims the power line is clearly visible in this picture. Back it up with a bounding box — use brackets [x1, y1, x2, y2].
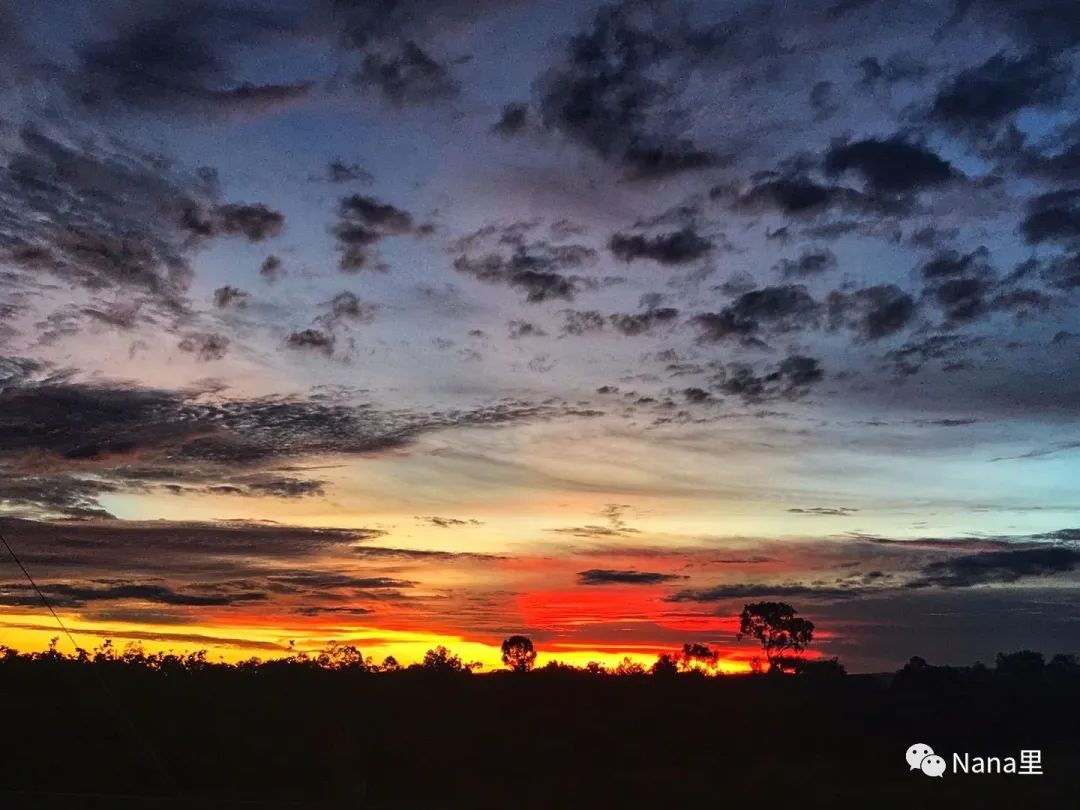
[0, 527, 82, 655]
[0, 525, 176, 793]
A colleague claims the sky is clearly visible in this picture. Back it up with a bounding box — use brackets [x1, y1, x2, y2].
[1, 0, 1080, 673]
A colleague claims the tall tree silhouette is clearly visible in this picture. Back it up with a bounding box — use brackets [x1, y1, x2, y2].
[500, 635, 537, 673]
[737, 602, 814, 673]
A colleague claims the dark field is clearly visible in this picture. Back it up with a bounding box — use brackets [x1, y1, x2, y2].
[1, 652, 1078, 809]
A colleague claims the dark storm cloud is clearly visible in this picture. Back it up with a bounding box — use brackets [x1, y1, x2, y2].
[68, 3, 312, 116]
[331, 193, 425, 271]
[492, 102, 529, 136]
[608, 227, 713, 265]
[827, 284, 918, 340]
[929, 51, 1070, 133]
[775, 249, 837, 278]
[910, 547, 1080, 588]
[452, 225, 598, 304]
[824, 137, 956, 194]
[576, 569, 684, 585]
[536, 0, 724, 179]
[354, 41, 459, 105]
[692, 285, 821, 343]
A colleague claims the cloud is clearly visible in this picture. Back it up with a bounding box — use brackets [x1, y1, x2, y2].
[325, 160, 373, 184]
[212, 203, 285, 242]
[775, 249, 837, 278]
[692, 285, 821, 343]
[452, 224, 598, 304]
[0, 125, 216, 311]
[608, 228, 713, 265]
[666, 582, 860, 601]
[562, 309, 607, 335]
[929, 51, 1069, 133]
[416, 516, 483, 528]
[918, 247, 999, 324]
[824, 136, 956, 194]
[507, 321, 548, 339]
[711, 355, 825, 402]
[213, 286, 250, 309]
[536, 1, 723, 179]
[177, 332, 230, 361]
[788, 507, 859, 516]
[68, 4, 312, 116]
[732, 176, 873, 218]
[320, 292, 379, 325]
[1021, 189, 1080, 245]
[260, 255, 285, 280]
[910, 547, 1080, 588]
[0, 360, 594, 517]
[576, 569, 685, 585]
[285, 329, 335, 356]
[827, 284, 918, 340]
[354, 41, 459, 105]
[493, 102, 529, 136]
[608, 307, 679, 336]
[0, 581, 268, 609]
[332, 193, 425, 271]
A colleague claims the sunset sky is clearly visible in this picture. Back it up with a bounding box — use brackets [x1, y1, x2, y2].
[2, 0, 1080, 672]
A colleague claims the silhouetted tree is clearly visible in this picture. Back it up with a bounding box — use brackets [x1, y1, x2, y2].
[995, 649, 1045, 676]
[903, 655, 929, 672]
[1049, 653, 1080, 675]
[316, 641, 367, 671]
[420, 646, 480, 673]
[679, 642, 720, 674]
[614, 656, 645, 676]
[737, 602, 814, 672]
[500, 635, 537, 673]
[650, 653, 678, 677]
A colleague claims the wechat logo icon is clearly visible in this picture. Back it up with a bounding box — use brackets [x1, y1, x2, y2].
[907, 743, 946, 777]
